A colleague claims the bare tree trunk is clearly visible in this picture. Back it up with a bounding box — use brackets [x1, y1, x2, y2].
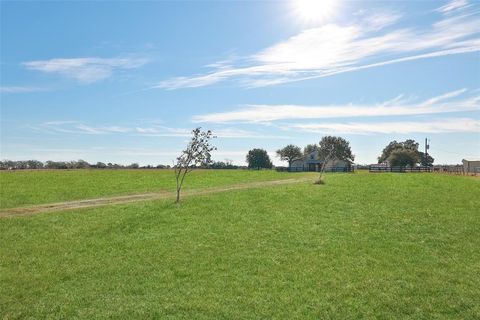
[318, 158, 328, 182]
[317, 151, 334, 184]
[174, 164, 182, 204]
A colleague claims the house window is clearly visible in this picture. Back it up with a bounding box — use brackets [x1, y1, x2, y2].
[310, 155, 314, 159]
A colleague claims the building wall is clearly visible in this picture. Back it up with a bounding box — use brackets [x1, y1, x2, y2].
[290, 157, 350, 172]
[462, 160, 480, 173]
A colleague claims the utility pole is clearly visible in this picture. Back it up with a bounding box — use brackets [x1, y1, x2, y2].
[425, 138, 430, 166]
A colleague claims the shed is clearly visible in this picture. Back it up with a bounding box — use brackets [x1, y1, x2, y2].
[462, 159, 480, 173]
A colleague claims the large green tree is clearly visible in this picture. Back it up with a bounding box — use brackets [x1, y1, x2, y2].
[246, 149, 272, 170]
[387, 149, 420, 167]
[378, 139, 433, 166]
[276, 144, 302, 169]
[378, 139, 418, 163]
[317, 136, 354, 182]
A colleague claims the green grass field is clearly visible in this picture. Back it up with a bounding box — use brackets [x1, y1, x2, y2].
[0, 169, 312, 209]
[1, 171, 479, 319]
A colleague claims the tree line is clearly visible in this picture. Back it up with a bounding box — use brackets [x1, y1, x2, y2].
[246, 136, 355, 171]
[0, 159, 242, 170]
[247, 138, 434, 170]
[1, 138, 433, 171]
[0, 160, 147, 170]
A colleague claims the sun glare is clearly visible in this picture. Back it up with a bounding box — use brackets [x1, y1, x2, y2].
[293, 0, 338, 24]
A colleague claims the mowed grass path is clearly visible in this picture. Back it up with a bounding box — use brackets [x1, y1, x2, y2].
[1, 173, 479, 319]
[0, 169, 313, 209]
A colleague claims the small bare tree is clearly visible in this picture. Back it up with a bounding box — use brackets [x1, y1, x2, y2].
[316, 136, 354, 184]
[174, 128, 216, 203]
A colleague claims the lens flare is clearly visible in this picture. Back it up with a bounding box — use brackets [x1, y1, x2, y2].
[293, 0, 338, 24]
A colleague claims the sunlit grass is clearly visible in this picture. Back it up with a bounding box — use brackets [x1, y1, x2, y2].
[0, 169, 313, 209]
[1, 173, 479, 318]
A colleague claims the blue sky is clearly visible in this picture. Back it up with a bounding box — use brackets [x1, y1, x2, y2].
[1, 0, 479, 165]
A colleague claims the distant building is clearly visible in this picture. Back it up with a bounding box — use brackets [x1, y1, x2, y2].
[462, 159, 480, 173]
[290, 150, 352, 172]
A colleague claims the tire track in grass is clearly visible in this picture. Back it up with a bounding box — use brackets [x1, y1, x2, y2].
[0, 178, 312, 217]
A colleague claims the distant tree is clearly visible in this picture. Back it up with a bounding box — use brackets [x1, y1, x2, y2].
[27, 160, 44, 169]
[174, 128, 216, 203]
[276, 144, 302, 170]
[246, 148, 272, 170]
[209, 160, 238, 169]
[378, 139, 431, 167]
[303, 144, 318, 155]
[76, 160, 91, 169]
[317, 136, 354, 183]
[0, 160, 15, 170]
[96, 162, 107, 169]
[378, 139, 419, 163]
[419, 152, 435, 167]
[128, 163, 139, 169]
[45, 161, 67, 169]
[387, 149, 419, 167]
[16, 161, 29, 169]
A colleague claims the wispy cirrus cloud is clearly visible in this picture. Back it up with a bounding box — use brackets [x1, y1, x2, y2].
[23, 57, 148, 83]
[33, 121, 289, 139]
[290, 118, 480, 135]
[193, 89, 479, 123]
[437, 0, 472, 14]
[156, 4, 479, 89]
[0, 86, 49, 94]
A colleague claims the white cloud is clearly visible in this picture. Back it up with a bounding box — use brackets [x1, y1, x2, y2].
[437, 0, 471, 14]
[156, 6, 479, 89]
[34, 121, 288, 139]
[290, 118, 480, 135]
[23, 57, 148, 83]
[193, 89, 479, 123]
[0, 86, 48, 93]
[362, 11, 403, 31]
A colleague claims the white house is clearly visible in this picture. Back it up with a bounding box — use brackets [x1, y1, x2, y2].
[290, 151, 352, 172]
[462, 159, 480, 173]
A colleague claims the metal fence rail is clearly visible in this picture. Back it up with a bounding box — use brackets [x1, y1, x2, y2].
[369, 166, 432, 173]
[286, 166, 354, 173]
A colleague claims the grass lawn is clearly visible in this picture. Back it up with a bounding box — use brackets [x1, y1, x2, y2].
[0, 169, 313, 209]
[1, 172, 479, 319]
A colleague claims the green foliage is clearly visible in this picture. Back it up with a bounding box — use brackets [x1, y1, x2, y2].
[318, 136, 355, 163]
[378, 139, 434, 167]
[1, 174, 479, 318]
[381, 140, 417, 161]
[174, 128, 217, 202]
[276, 144, 303, 168]
[419, 152, 435, 167]
[96, 162, 107, 169]
[303, 143, 318, 155]
[246, 148, 273, 170]
[387, 149, 420, 167]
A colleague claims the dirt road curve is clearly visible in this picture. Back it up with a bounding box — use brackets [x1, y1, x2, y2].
[0, 178, 312, 217]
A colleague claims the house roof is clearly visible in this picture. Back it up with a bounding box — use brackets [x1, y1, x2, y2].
[302, 150, 354, 164]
